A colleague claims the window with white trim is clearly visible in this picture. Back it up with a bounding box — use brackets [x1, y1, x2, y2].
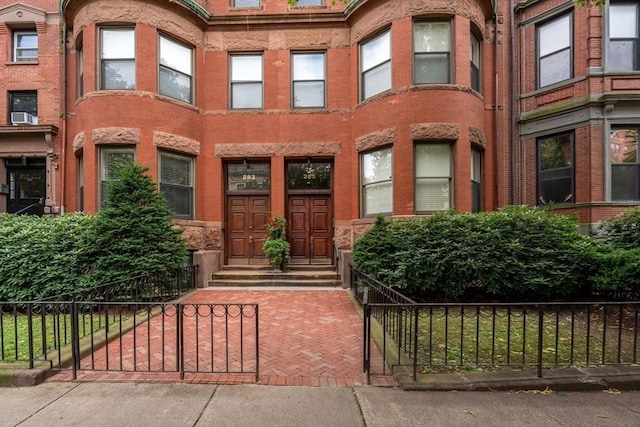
[232, 0, 260, 6]
[414, 21, 451, 84]
[78, 42, 84, 98]
[100, 28, 136, 90]
[159, 35, 193, 103]
[360, 31, 391, 100]
[608, 1, 640, 71]
[471, 148, 482, 212]
[159, 151, 195, 219]
[361, 147, 393, 216]
[610, 127, 640, 200]
[294, 0, 323, 6]
[471, 32, 481, 92]
[78, 155, 84, 211]
[100, 147, 135, 208]
[292, 52, 325, 108]
[537, 13, 572, 88]
[13, 31, 37, 62]
[230, 54, 263, 109]
[415, 144, 452, 212]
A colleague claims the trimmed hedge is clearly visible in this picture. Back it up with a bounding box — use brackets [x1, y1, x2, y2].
[353, 207, 597, 300]
[0, 213, 95, 300]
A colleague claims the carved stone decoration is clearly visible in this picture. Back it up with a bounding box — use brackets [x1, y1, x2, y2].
[355, 128, 397, 152]
[153, 131, 201, 156]
[410, 123, 460, 141]
[215, 142, 341, 158]
[92, 127, 141, 145]
[73, 132, 85, 153]
[469, 127, 486, 148]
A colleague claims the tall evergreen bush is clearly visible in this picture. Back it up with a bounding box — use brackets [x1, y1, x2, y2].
[81, 162, 187, 284]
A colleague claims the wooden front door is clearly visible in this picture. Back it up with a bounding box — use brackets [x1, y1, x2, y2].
[288, 195, 333, 264]
[227, 195, 269, 264]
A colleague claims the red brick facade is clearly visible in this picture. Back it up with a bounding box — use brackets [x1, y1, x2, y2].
[1, 0, 638, 272]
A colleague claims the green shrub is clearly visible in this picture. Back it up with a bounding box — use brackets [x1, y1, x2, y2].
[263, 238, 290, 271]
[598, 207, 640, 250]
[81, 162, 187, 284]
[353, 207, 596, 300]
[590, 246, 640, 299]
[0, 213, 95, 300]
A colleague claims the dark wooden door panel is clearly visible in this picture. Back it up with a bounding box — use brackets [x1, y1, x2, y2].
[226, 195, 269, 263]
[287, 195, 332, 263]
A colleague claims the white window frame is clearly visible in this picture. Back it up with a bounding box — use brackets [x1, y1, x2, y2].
[78, 42, 84, 98]
[292, 52, 326, 108]
[100, 27, 136, 90]
[361, 147, 393, 216]
[471, 148, 482, 212]
[232, 0, 260, 7]
[99, 147, 135, 208]
[413, 21, 452, 84]
[230, 54, 263, 109]
[13, 31, 37, 62]
[360, 30, 391, 101]
[159, 34, 193, 103]
[415, 143, 452, 213]
[159, 151, 195, 219]
[294, 0, 324, 6]
[537, 13, 572, 88]
[470, 32, 481, 92]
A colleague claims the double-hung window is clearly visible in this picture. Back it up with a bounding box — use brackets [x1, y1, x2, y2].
[471, 148, 482, 212]
[608, 1, 640, 71]
[610, 128, 640, 200]
[537, 13, 572, 88]
[292, 52, 325, 108]
[78, 43, 84, 97]
[9, 91, 37, 125]
[159, 152, 194, 219]
[13, 31, 37, 62]
[415, 144, 452, 212]
[361, 147, 393, 216]
[159, 35, 193, 103]
[470, 33, 481, 92]
[537, 133, 574, 205]
[230, 54, 263, 109]
[414, 22, 451, 84]
[100, 28, 136, 90]
[100, 147, 135, 208]
[360, 31, 391, 100]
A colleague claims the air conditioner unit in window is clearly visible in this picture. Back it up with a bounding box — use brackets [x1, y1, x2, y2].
[11, 112, 35, 125]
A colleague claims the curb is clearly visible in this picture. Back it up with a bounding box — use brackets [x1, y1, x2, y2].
[0, 367, 48, 387]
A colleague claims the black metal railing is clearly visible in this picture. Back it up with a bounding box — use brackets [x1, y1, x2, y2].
[352, 267, 640, 383]
[0, 265, 260, 381]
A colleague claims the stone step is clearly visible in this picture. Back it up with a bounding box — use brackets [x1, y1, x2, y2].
[208, 266, 341, 288]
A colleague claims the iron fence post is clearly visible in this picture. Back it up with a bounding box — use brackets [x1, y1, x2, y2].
[27, 303, 34, 369]
[537, 306, 543, 378]
[255, 304, 260, 382]
[178, 304, 184, 379]
[413, 306, 419, 381]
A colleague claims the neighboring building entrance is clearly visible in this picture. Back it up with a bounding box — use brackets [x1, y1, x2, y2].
[286, 161, 333, 265]
[225, 162, 270, 265]
[5, 157, 46, 215]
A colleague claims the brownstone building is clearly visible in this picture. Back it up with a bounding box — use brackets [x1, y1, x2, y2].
[1, 0, 638, 279]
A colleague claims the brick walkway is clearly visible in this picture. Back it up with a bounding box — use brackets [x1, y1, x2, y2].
[49, 288, 395, 388]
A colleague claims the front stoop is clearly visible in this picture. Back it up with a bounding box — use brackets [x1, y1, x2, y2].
[208, 265, 342, 288]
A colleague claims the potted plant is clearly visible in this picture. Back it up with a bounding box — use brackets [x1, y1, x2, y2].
[263, 216, 290, 271]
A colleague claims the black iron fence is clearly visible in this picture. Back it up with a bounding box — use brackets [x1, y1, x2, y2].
[351, 267, 640, 383]
[0, 266, 260, 381]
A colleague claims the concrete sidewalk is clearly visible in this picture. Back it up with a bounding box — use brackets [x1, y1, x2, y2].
[1, 382, 640, 427]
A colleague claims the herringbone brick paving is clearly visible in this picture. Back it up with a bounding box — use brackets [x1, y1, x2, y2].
[48, 288, 395, 387]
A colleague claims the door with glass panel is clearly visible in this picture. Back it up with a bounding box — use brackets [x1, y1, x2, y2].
[287, 161, 333, 264]
[225, 162, 270, 265]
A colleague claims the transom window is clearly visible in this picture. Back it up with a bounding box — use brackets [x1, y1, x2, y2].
[227, 163, 270, 191]
[415, 144, 452, 212]
[360, 31, 391, 101]
[414, 21, 451, 84]
[159, 35, 193, 103]
[292, 52, 325, 108]
[608, 1, 640, 71]
[100, 147, 135, 208]
[537, 133, 574, 205]
[610, 128, 640, 200]
[537, 13, 572, 88]
[100, 28, 136, 90]
[287, 161, 331, 190]
[159, 152, 194, 219]
[13, 31, 37, 62]
[361, 147, 393, 216]
[232, 0, 260, 6]
[230, 54, 263, 109]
